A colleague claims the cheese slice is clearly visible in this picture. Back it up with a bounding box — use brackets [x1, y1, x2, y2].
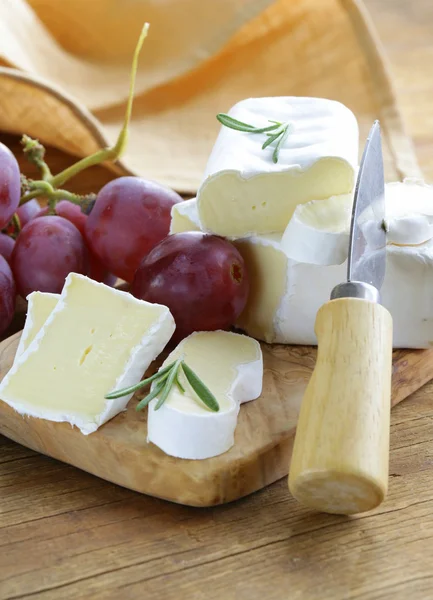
[147, 331, 263, 459]
[0, 274, 175, 434]
[14, 292, 59, 361]
[170, 182, 433, 348]
[169, 199, 201, 234]
[197, 97, 358, 238]
[281, 194, 352, 265]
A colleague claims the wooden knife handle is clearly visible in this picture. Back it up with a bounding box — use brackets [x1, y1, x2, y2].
[288, 297, 393, 515]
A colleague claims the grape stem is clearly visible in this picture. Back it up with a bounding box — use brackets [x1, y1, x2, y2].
[21, 180, 96, 214]
[21, 135, 52, 181]
[19, 22, 149, 204]
[11, 214, 21, 237]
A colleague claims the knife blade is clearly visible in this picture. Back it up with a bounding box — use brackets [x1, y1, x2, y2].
[288, 121, 393, 516]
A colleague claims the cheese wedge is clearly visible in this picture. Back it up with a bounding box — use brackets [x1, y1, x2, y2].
[147, 331, 263, 459]
[197, 97, 358, 238]
[0, 274, 175, 434]
[14, 292, 59, 361]
[171, 181, 433, 348]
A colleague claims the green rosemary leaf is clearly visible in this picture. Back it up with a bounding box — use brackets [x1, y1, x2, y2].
[154, 359, 182, 411]
[216, 113, 292, 163]
[216, 114, 280, 134]
[216, 113, 256, 132]
[262, 129, 284, 150]
[181, 362, 220, 412]
[105, 361, 175, 400]
[135, 378, 166, 412]
[175, 370, 186, 394]
[273, 124, 291, 164]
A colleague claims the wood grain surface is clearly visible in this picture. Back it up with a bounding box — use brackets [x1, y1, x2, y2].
[0, 325, 428, 509]
[1, 1, 433, 598]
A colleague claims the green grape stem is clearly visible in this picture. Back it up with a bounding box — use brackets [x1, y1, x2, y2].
[19, 22, 149, 206]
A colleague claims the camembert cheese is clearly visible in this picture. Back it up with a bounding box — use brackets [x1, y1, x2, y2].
[171, 181, 433, 348]
[197, 97, 358, 237]
[148, 331, 263, 459]
[14, 292, 59, 361]
[0, 274, 175, 434]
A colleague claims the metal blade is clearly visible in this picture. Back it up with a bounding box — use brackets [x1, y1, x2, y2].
[347, 121, 386, 290]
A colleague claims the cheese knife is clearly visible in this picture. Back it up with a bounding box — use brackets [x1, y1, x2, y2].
[288, 121, 393, 515]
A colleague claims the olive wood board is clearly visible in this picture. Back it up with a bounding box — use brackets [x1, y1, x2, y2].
[0, 332, 432, 507]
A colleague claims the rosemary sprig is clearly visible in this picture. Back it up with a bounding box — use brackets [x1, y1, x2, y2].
[135, 378, 166, 411]
[154, 359, 182, 410]
[181, 362, 220, 412]
[104, 359, 220, 413]
[105, 361, 176, 400]
[175, 369, 186, 394]
[216, 113, 291, 164]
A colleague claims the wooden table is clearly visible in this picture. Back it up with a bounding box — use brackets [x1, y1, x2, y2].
[1, 1, 433, 598]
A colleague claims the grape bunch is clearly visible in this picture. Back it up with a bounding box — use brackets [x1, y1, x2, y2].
[0, 24, 250, 340]
[0, 141, 183, 333]
[0, 142, 249, 340]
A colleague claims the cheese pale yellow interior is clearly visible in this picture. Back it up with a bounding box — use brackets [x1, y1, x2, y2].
[15, 293, 59, 359]
[198, 159, 355, 237]
[3, 276, 166, 420]
[159, 331, 261, 415]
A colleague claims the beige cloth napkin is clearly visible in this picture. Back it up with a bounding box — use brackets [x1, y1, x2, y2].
[0, 0, 422, 193]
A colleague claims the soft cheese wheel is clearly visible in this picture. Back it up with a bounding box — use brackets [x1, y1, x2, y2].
[170, 183, 433, 348]
[147, 331, 263, 459]
[14, 292, 59, 362]
[0, 274, 175, 434]
[197, 97, 358, 238]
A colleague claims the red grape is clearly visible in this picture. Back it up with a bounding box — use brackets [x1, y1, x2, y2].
[132, 232, 249, 342]
[55, 200, 87, 235]
[12, 216, 87, 297]
[87, 252, 117, 286]
[0, 255, 16, 335]
[0, 233, 15, 263]
[16, 199, 42, 227]
[37, 201, 85, 233]
[0, 143, 20, 230]
[37, 202, 115, 285]
[85, 177, 182, 282]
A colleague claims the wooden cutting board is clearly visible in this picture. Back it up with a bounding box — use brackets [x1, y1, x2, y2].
[0, 331, 432, 507]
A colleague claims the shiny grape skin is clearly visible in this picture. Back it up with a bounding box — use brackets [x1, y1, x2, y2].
[0, 255, 16, 335]
[38, 202, 115, 285]
[85, 177, 182, 282]
[37, 201, 86, 233]
[0, 143, 20, 230]
[0, 233, 15, 263]
[56, 200, 87, 235]
[132, 232, 249, 342]
[16, 199, 42, 227]
[12, 216, 88, 297]
[54, 201, 116, 284]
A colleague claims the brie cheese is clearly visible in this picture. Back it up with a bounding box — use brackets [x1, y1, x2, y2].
[14, 292, 59, 361]
[171, 181, 433, 348]
[197, 97, 358, 237]
[0, 274, 175, 434]
[147, 330, 263, 459]
[170, 198, 202, 234]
